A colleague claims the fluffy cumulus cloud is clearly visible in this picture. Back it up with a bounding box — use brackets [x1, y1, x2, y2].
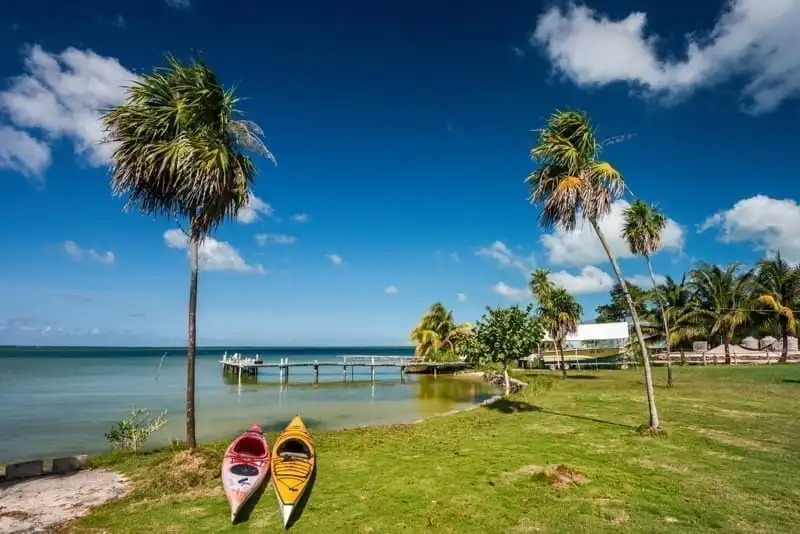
[549, 266, 614, 295]
[699, 195, 800, 264]
[62, 240, 115, 265]
[0, 45, 137, 179]
[491, 282, 530, 301]
[237, 194, 274, 224]
[163, 229, 264, 273]
[540, 200, 684, 267]
[532, 0, 800, 113]
[385, 285, 399, 294]
[476, 241, 535, 275]
[627, 274, 667, 288]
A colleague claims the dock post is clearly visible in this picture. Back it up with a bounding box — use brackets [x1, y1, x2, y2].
[238, 363, 242, 385]
[279, 357, 285, 384]
[314, 360, 319, 384]
[343, 357, 348, 382]
[371, 357, 375, 383]
[285, 358, 290, 384]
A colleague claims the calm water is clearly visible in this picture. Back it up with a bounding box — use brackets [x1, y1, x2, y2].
[0, 346, 494, 464]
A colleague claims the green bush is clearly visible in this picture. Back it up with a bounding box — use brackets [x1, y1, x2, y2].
[105, 407, 168, 452]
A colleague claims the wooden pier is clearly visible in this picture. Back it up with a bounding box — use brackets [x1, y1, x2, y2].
[220, 353, 468, 384]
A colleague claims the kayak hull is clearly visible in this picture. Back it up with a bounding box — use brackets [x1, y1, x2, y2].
[221, 424, 270, 523]
[270, 415, 316, 528]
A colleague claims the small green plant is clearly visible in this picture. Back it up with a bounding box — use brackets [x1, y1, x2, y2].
[105, 407, 168, 452]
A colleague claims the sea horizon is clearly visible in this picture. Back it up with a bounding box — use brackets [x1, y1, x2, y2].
[0, 344, 414, 350]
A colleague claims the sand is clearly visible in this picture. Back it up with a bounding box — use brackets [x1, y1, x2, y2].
[0, 469, 129, 533]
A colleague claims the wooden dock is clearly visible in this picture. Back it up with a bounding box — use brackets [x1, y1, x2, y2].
[219, 353, 468, 384]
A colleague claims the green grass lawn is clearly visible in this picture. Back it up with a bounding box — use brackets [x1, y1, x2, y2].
[67, 366, 800, 533]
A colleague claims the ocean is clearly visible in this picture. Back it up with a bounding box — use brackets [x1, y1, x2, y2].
[0, 346, 494, 464]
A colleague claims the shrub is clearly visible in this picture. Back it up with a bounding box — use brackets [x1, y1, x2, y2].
[105, 407, 168, 452]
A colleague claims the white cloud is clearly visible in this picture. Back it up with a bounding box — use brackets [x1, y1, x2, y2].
[491, 282, 530, 302]
[699, 194, 800, 264]
[165, 0, 191, 8]
[255, 233, 296, 245]
[163, 229, 264, 273]
[0, 45, 137, 176]
[457, 292, 468, 303]
[549, 266, 614, 295]
[62, 240, 115, 265]
[0, 125, 51, 180]
[531, 0, 800, 113]
[326, 253, 343, 265]
[476, 241, 534, 275]
[540, 200, 684, 267]
[385, 285, 399, 294]
[292, 213, 310, 223]
[627, 274, 667, 287]
[237, 193, 274, 224]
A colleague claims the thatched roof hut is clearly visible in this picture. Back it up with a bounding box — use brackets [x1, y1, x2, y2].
[760, 336, 777, 349]
[741, 336, 759, 349]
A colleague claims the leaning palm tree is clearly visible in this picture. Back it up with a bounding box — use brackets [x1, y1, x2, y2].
[756, 252, 800, 362]
[622, 199, 674, 387]
[530, 269, 582, 378]
[685, 263, 756, 364]
[102, 55, 275, 449]
[526, 109, 661, 430]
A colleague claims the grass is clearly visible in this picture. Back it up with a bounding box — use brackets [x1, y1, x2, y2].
[64, 365, 800, 533]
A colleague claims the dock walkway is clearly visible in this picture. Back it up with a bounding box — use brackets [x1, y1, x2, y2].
[219, 353, 468, 384]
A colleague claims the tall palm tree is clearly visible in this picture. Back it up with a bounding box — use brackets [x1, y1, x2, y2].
[685, 263, 756, 365]
[648, 275, 702, 366]
[526, 108, 661, 430]
[756, 252, 800, 362]
[622, 200, 674, 387]
[530, 269, 582, 378]
[102, 55, 275, 449]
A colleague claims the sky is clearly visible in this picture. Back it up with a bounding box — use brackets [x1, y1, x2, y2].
[1, 0, 799, 346]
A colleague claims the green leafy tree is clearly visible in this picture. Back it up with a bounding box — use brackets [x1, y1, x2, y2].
[622, 199, 675, 387]
[756, 252, 800, 362]
[105, 407, 168, 452]
[530, 269, 582, 378]
[685, 263, 756, 364]
[650, 275, 702, 365]
[102, 55, 275, 448]
[471, 304, 544, 395]
[595, 282, 650, 323]
[526, 108, 660, 430]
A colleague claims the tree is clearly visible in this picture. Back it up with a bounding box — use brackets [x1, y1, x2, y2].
[525, 108, 661, 430]
[756, 252, 800, 362]
[530, 269, 582, 378]
[471, 304, 544, 395]
[102, 55, 275, 448]
[596, 282, 650, 323]
[409, 302, 469, 360]
[622, 199, 675, 387]
[685, 263, 756, 364]
[651, 275, 702, 365]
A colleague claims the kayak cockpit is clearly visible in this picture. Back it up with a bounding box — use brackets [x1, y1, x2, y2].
[278, 439, 311, 459]
[233, 435, 267, 457]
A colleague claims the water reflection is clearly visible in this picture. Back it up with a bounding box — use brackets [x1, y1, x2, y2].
[412, 375, 492, 418]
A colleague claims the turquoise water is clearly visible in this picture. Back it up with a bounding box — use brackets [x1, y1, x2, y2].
[0, 346, 493, 464]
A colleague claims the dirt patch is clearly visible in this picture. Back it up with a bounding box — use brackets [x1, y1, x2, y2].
[635, 458, 689, 473]
[694, 428, 778, 453]
[514, 464, 590, 490]
[0, 469, 129, 533]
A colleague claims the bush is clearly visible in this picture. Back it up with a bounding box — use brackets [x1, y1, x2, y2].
[105, 407, 168, 452]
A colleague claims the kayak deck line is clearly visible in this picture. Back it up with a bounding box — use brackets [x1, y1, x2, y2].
[219, 354, 468, 384]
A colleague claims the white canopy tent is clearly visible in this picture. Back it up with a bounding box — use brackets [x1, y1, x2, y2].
[542, 321, 629, 346]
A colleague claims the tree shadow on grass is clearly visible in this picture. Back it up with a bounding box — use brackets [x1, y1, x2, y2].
[538, 410, 636, 429]
[564, 374, 599, 380]
[485, 399, 542, 414]
[285, 465, 317, 530]
[782, 379, 800, 384]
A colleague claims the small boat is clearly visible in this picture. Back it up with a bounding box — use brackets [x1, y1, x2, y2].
[221, 424, 271, 523]
[270, 415, 316, 528]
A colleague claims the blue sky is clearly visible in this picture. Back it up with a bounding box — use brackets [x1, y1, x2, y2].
[1, 0, 799, 346]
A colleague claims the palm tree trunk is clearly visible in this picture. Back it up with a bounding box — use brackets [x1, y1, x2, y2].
[780, 329, 789, 363]
[724, 337, 731, 365]
[502, 360, 511, 396]
[186, 236, 200, 449]
[556, 338, 567, 379]
[591, 218, 660, 429]
[645, 255, 673, 388]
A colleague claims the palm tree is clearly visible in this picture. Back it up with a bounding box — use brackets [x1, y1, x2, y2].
[756, 252, 800, 362]
[530, 269, 582, 378]
[685, 263, 756, 364]
[409, 302, 461, 359]
[622, 199, 674, 387]
[648, 275, 702, 366]
[526, 108, 661, 430]
[102, 55, 275, 449]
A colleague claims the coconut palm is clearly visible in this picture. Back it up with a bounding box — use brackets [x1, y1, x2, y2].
[756, 252, 800, 362]
[648, 275, 703, 365]
[101, 55, 275, 448]
[530, 269, 582, 378]
[526, 108, 661, 430]
[409, 302, 463, 359]
[622, 199, 675, 387]
[685, 263, 756, 364]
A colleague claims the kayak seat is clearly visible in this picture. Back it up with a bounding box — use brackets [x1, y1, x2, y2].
[278, 438, 311, 460]
[280, 451, 310, 459]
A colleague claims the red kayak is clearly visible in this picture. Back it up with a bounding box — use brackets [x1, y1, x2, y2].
[221, 424, 271, 523]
